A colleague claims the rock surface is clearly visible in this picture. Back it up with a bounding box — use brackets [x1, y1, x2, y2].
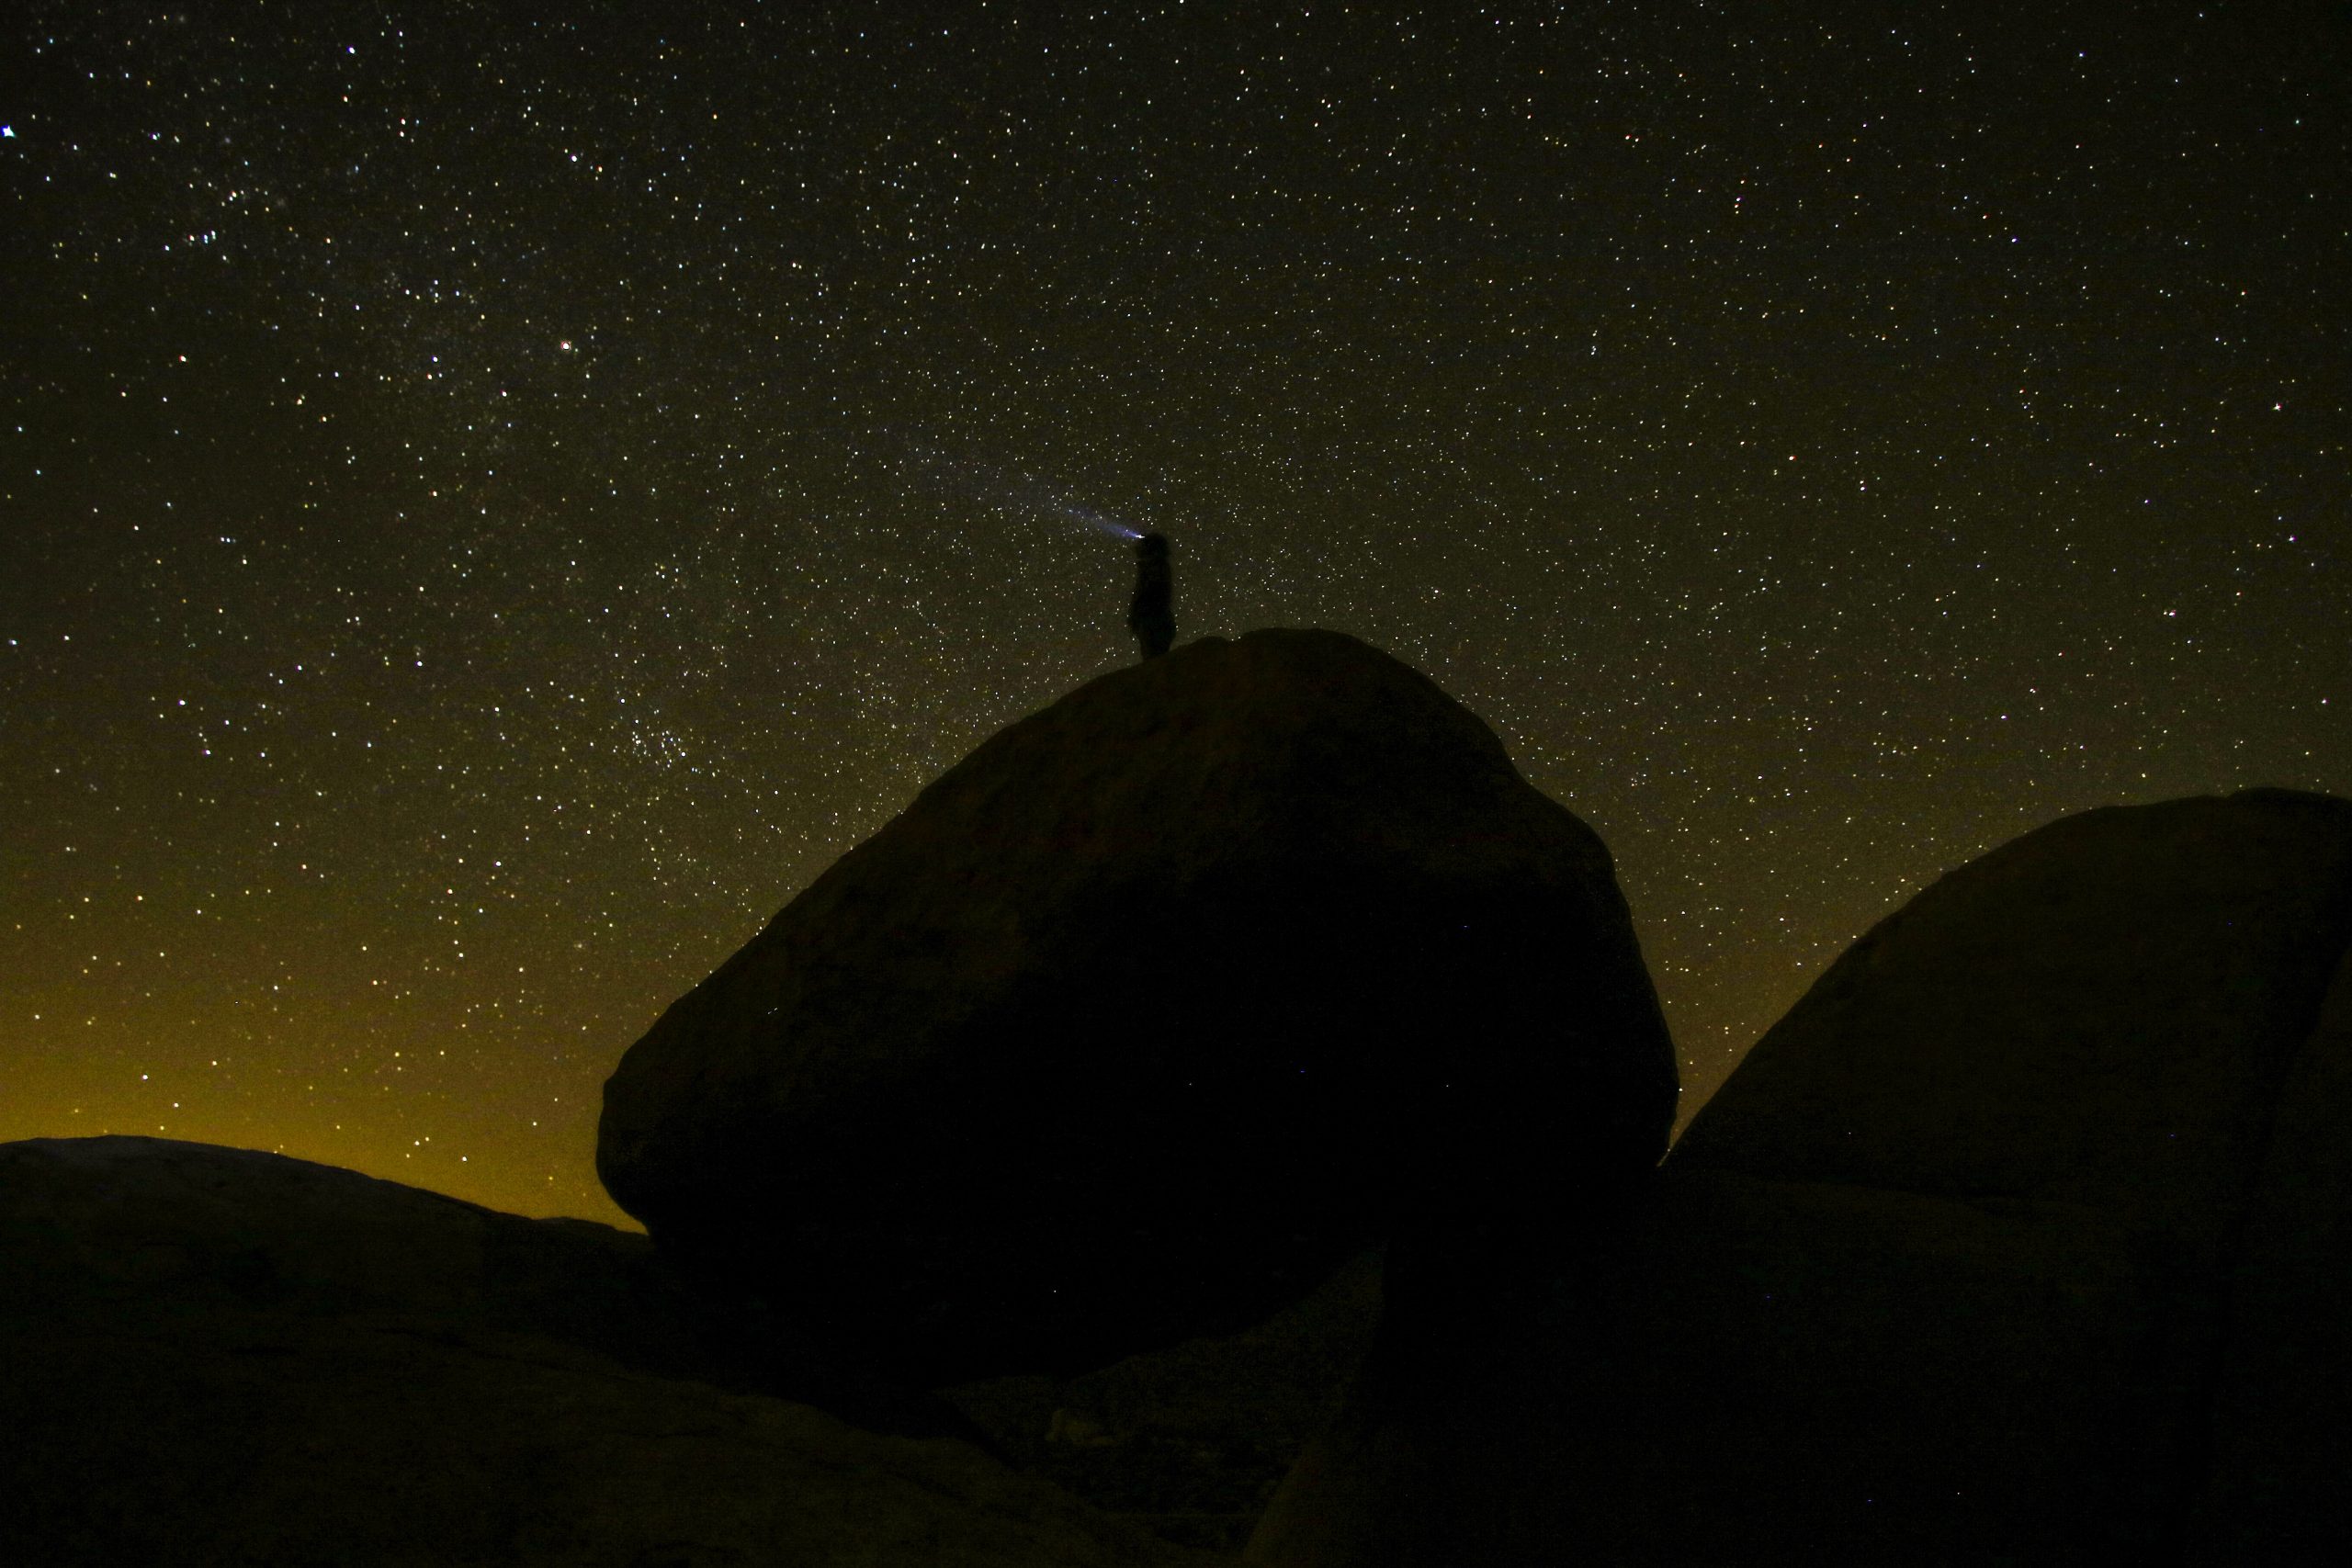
[1248, 789, 2352, 1564]
[599, 628, 1678, 1381]
[944, 1247, 1385, 1554]
[1247, 1167, 2164, 1566]
[0, 1132, 974, 1439]
[0, 1136, 1209, 1568]
[2181, 939, 2352, 1563]
[0, 1134, 701, 1362]
[1674, 788, 2352, 1240]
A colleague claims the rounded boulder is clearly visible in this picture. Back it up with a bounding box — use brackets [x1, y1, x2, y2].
[598, 629, 1677, 1382]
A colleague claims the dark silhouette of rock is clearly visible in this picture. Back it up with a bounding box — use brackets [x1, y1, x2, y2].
[2179, 941, 2352, 1563]
[1246, 789, 2352, 1564]
[1249, 1165, 2170, 1566]
[944, 1247, 1386, 1554]
[1129, 532, 1174, 659]
[0, 1132, 975, 1441]
[0, 1134, 692, 1354]
[0, 1135, 1210, 1568]
[1673, 789, 2352, 1224]
[599, 628, 1678, 1383]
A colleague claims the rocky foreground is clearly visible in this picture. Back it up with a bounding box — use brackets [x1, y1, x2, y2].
[0, 1134, 1223, 1567]
[6, 631, 2349, 1563]
[1250, 787, 2352, 1565]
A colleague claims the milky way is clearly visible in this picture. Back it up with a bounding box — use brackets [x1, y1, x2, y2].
[4, 3, 2343, 1224]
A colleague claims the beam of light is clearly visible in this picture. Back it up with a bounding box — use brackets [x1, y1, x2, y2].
[897, 440, 1147, 542]
[1054, 502, 1143, 541]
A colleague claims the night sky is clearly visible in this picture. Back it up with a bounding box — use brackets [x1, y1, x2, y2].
[5, 3, 2344, 1228]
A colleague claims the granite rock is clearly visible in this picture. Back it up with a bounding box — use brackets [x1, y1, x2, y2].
[1248, 790, 2352, 1563]
[0, 1135, 1208, 1568]
[599, 629, 1677, 1381]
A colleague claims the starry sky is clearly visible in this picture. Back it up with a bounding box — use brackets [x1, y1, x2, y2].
[5, 2, 2344, 1227]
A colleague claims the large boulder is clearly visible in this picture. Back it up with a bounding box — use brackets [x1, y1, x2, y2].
[0, 1135, 1209, 1568]
[1248, 788, 2352, 1563]
[599, 628, 1678, 1382]
[1673, 788, 2352, 1237]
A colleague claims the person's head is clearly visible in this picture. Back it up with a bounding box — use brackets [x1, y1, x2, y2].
[1137, 532, 1170, 560]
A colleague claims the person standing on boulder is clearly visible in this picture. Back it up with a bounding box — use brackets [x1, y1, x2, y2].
[1129, 532, 1174, 660]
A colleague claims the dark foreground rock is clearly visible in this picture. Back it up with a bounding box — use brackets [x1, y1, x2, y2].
[0, 1136, 1211, 1568]
[944, 1247, 1385, 1554]
[1246, 1167, 2165, 1566]
[0, 1133, 974, 1439]
[600, 628, 1678, 1382]
[1248, 789, 2352, 1564]
[1674, 789, 2352, 1234]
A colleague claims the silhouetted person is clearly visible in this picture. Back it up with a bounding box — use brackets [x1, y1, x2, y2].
[1128, 532, 1174, 660]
